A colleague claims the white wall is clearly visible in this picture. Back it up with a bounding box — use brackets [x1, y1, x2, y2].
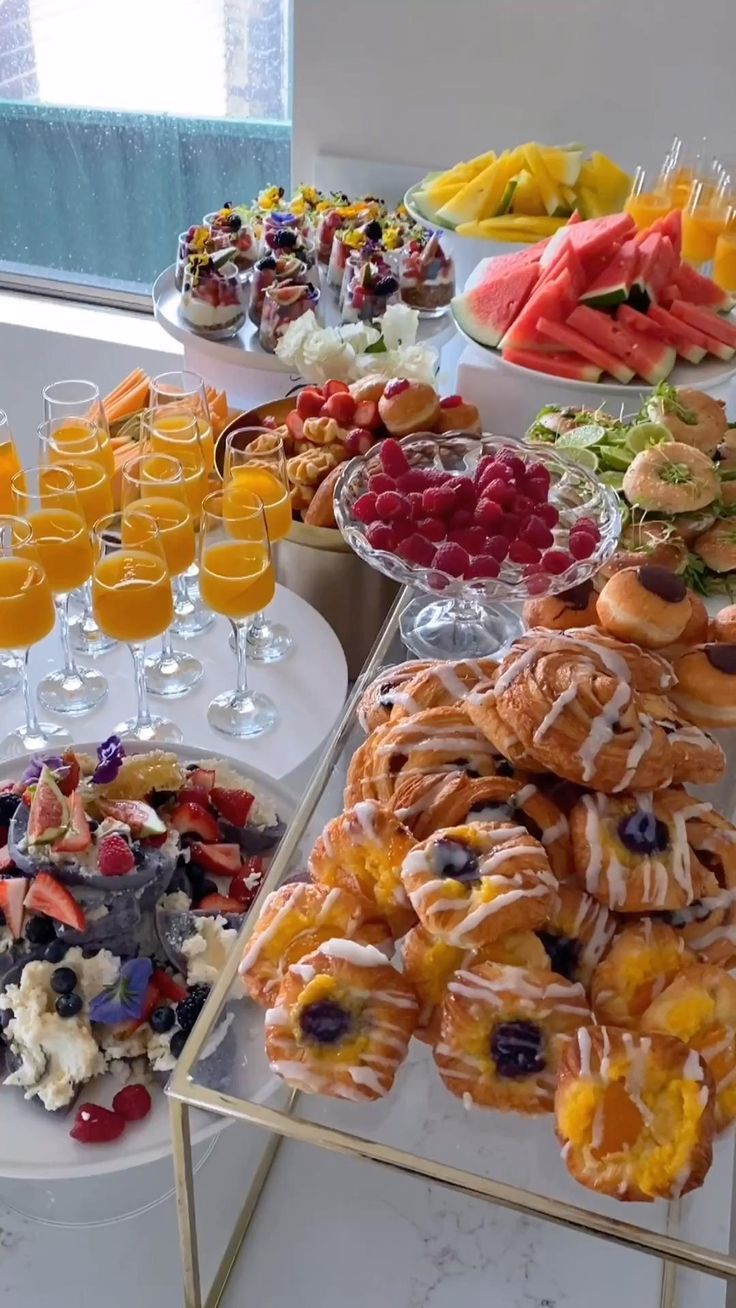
[293, 0, 736, 185]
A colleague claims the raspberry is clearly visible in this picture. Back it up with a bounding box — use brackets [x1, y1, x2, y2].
[525, 461, 551, 487]
[112, 1084, 152, 1122]
[396, 469, 429, 493]
[367, 472, 396, 496]
[392, 520, 412, 545]
[366, 522, 395, 551]
[379, 438, 410, 479]
[475, 498, 503, 530]
[569, 531, 597, 560]
[497, 451, 526, 481]
[422, 485, 456, 517]
[536, 502, 560, 528]
[448, 508, 473, 529]
[511, 493, 533, 519]
[98, 834, 135, 878]
[574, 517, 601, 541]
[433, 542, 470, 577]
[407, 491, 424, 521]
[353, 492, 379, 524]
[486, 534, 510, 562]
[520, 516, 554, 549]
[383, 378, 410, 398]
[452, 477, 477, 509]
[482, 479, 514, 509]
[375, 491, 407, 521]
[500, 512, 520, 540]
[524, 477, 551, 505]
[416, 517, 446, 543]
[541, 548, 574, 575]
[524, 569, 549, 595]
[448, 526, 487, 553]
[70, 1103, 126, 1144]
[465, 553, 500, 580]
[397, 534, 436, 567]
[508, 540, 541, 565]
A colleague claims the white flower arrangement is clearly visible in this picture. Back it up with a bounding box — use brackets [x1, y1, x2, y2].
[275, 303, 438, 386]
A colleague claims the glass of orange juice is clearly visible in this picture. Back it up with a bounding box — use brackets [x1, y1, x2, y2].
[682, 179, 727, 269]
[91, 512, 181, 744]
[0, 410, 23, 517]
[42, 380, 113, 475]
[624, 166, 672, 230]
[11, 465, 107, 716]
[713, 205, 736, 293]
[224, 429, 294, 664]
[149, 370, 215, 473]
[199, 489, 278, 738]
[121, 453, 202, 698]
[0, 515, 71, 757]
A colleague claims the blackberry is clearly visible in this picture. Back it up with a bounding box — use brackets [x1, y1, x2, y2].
[273, 228, 297, 249]
[375, 275, 398, 297]
[175, 985, 210, 1034]
[0, 793, 20, 824]
[170, 1029, 188, 1058]
[363, 219, 383, 242]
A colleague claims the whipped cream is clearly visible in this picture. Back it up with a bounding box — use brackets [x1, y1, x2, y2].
[182, 915, 237, 986]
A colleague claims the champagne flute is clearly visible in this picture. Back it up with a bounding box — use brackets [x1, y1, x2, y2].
[199, 489, 278, 737]
[41, 380, 114, 476]
[0, 413, 24, 698]
[91, 512, 181, 743]
[121, 453, 203, 697]
[11, 465, 107, 715]
[0, 515, 70, 757]
[149, 370, 214, 473]
[224, 429, 294, 663]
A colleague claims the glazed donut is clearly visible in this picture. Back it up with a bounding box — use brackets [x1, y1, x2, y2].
[377, 379, 441, 437]
[240, 882, 388, 1007]
[265, 938, 418, 1100]
[641, 963, 736, 1132]
[435, 396, 482, 435]
[657, 802, 736, 967]
[387, 658, 497, 719]
[302, 464, 343, 528]
[655, 388, 727, 455]
[659, 591, 710, 659]
[308, 801, 417, 938]
[590, 921, 696, 1028]
[537, 883, 617, 986]
[597, 520, 689, 582]
[622, 442, 719, 514]
[556, 1026, 714, 1201]
[400, 821, 557, 949]
[522, 580, 600, 632]
[671, 644, 736, 729]
[596, 566, 691, 650]
[569, 790, 720, 913]
[712, 604, 736, 644]
[344, 706, 503, 808]
[357, 660, 433, 733]
[692, 520, 736, 574]
[348, 373, 388, 403]
[434, 962, 591, 1113]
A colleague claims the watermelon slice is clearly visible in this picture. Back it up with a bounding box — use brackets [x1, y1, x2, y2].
[452, 261, 539, 347]
[671, 261, 734, 312]
[564, 213, 636, 269]
[501, 346, 602, 382]
[580, 239, 638, 308]
[536, 316, 635, 382]
[500, 266, 579, 352]
[567, 305, 676, 383]
[669, 300, 736, 352]
[647, 304, 734, 361]
[617, 304, 706, 364]
[631, 232, 677, 302]
[648, 209, 682, 259]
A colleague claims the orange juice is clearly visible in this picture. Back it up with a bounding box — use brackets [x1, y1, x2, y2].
[27, 508, 93, 594]
[124, 497, 195, 576]
[199, 542, 275, 619]
[51, 421, 115, 481]
[0, 555, 56, 648]
[53, 458, 113, 527]
[714, 229, 736, 291]
[92, 550, 173, 642]
[682, 207, 726, 265]
[228, 466, 292, 542]
[0, 441, 23, 516]
[151, 412, 214, 473]
[624, 192, 672, 229]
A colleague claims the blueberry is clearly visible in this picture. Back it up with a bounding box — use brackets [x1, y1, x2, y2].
[363, 220, 383, 242]
[227, 213, 243, 231]
[50, 966, 77, 995]
[56, 992, 83, 1018]
[431, 838, 480, 883]
[273, 228, 297, 249]
[44, 939, 67, 963]
[299, 1000, 351, 1045]
[491, 1020, 545, 1079]
[25, 915, 57, 945]
[176, 984, 210, 1034]
[468, 801, 513, 824]
[170, 1029, 188, 1058]
[618, 810, 670, 856]
[257, 255, 277, 272]
[496, 759, 516, 779]
[150, 1005, 176, 1034]
[537, 931, 581, 982]
[375, 275, 399, 297]
[0, 1008, 13, 1030]
[0, 793, 20, 824]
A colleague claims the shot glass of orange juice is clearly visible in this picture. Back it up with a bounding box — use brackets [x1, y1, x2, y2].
[224, 429, 294, 664]
[0, 515, 70, 757]
[199, 489, 278, 738]
[121, 453, 202, 698]
[92, 512, 181, 744]
[149, 370, 215, 473]
[11, 465, 107, 717]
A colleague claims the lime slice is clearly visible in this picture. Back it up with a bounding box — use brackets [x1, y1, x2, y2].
[557, 446, 599, 471]
[599, 445, 633, 471]
[556, 424, 606, 449]
[600, 470, 626, 491]
[626, 422, 673, 453]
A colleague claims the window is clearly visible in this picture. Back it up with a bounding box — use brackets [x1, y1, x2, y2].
[0, 0, 291, 299]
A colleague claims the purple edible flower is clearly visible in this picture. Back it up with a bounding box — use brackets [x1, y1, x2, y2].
[89, 957, 153, 1025]
[21, 755, 64, 786]
[91, 735, 125, 785]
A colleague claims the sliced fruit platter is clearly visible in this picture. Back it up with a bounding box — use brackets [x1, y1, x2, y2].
[452, 209, 736, 385]
[407, 142, 631, 242]
[0, 738, 289, 1153]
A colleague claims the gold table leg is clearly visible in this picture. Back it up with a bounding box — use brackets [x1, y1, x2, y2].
[170, 1098, 202, 1308]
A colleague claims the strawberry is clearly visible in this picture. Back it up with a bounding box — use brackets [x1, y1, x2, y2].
[184, 768, 215, 792]
[153, 968, 187, 1003]
[70, 1103, 126, 1144]
[296, 387, 325, 420]
[97, 834, 136, 877]
[190, 842, 242, 876]
[58, 751, 81, 797]
[285, 410, 304, 441]
[209, 788, 254, 828]
[197, 893, 244, 914]
[112, 1084, 152, 1122]
[229, 856, 266, 908]
[353, 399, 380, 430]
[24, 873, 86, 931]
[320, 392, 356, 425]
[324, 380, 350, 396]
[168, 801, 220, 843]
[0, 876, 27, 937]
[0, 845, 16, 874]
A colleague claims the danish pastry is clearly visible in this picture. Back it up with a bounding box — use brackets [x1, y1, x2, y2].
[309, 801, 417, 938]
[537, 883, 617, 987]
[357, 660, 432, 732]
[264, 938, 418, 1100]
[641, 963, 736, 1132]
[522, 580, 600, 632]
[590, 921, 696, 1028]
[596, 566, 691, 650]
[400, 821, 557, 949]
[435, 962, 591, 1113]
[658, 803, 736, 967]
[670, 644, 736, 729]
[303, 464, 343, 528]
[388, 658, 497, 719]
[556, 1026, 714, 1201]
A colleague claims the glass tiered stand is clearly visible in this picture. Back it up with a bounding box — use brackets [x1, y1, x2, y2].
[167, 592, 736, 1308]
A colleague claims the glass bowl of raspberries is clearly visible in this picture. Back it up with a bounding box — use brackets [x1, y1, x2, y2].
[334, 432, 620, 658]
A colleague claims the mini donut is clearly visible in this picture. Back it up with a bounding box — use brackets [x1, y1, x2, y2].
[556, 1026, 714, 1201]
[387, 658, 497, 719]
[435, 962, 592, 1114]
[598, 520, 689, 582]
[656, 388, 727, 455]
[659, 591, 710, 659]
[522, 580, 600, 632]
[671, 644, 736, 729]
[302, 464, 343, 528]
[400, 821, 557, 949]
[344, 706, 503, 808]
[590, 921, 696, 1028]
[692, 519, 736, 574]
[308, 801, 417, 938]
[622, 442, 719, 514]
[712, 604, 736, 643]
[377, 380, 441, 437]
[357, 660, 433, 732]
[641, 963, 736, 1132]
[435, 396, 482, 435]
[596, 566, 691, 650]
[657, 803, 736, 967]
[569, 790, 720, 913]
[348, 373, 388, 403]
[240, 882, 386, 1007]
[537, 883, 617, 987]
[673, 508, 718, 545]
[265, 938, 418, 1100]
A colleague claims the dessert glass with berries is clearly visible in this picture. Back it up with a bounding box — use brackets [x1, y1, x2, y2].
[175, 226, 213, 290]
[180, 255, 246, 340]
[399, 231, 455, 317]
[341, 256, 400, 324]
[248, 253, 309, 326]
[259, 283, 321, 354]
[334, 433, 620, 658]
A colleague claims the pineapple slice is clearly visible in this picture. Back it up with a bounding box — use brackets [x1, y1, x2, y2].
[522, 143, 564, 216]
[577, 153, 632, 213]
[511, 170, 546, 216]
[541, 146, 583, 186]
